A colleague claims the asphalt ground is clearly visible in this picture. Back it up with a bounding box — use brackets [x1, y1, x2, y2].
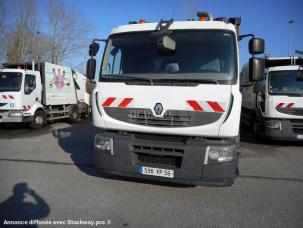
[0, 120, 302, 228]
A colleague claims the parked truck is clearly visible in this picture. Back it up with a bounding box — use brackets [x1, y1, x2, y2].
[86, 12, 264, 186]
[241, 56, 303, 140]
[0, 62, 90, 129]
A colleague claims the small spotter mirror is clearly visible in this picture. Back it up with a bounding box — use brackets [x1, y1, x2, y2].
[157, 35, 176, 55]
[89, 42, 100, 56]
[249, 38, 265, 55]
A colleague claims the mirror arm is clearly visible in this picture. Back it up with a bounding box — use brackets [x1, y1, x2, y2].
[93, 38, 107, 43]
[238, 33, 255, 41]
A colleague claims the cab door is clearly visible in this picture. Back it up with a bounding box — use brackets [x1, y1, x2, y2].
[22, 74, 39, 111]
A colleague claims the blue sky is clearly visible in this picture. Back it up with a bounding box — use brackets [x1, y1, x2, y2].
[67, 0, 303, 70]
[7, 0, 303, 70]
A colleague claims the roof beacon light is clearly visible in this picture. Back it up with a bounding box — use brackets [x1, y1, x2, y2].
[197, 12, 213, 21]
[139, 19, 146, 24]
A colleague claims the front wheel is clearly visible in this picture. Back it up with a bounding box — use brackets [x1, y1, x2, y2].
[69, 106, 79, 123]
[29, 110, 46, 129]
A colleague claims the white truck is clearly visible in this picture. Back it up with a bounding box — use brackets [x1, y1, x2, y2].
[0, 62, 91, 128]
[241, 56, 303, 140]
[86, 12, 264, 186]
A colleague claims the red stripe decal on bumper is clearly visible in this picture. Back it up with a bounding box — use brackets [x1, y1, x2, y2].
[101, 97, 116, 107]
[187, 100, 203, 111]
[118, 98, 133, 108]
[207, 101, 225, 112]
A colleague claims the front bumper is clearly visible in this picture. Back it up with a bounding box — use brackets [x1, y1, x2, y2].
[94, 131, 238, 186]
[0, 111, 33, 123]
[265, 119, 303, 141]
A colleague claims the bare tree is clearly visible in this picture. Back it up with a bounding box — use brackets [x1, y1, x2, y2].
[48, 0, 90, 64]
[0, 1, 6, 64]
[29, 31, 52, 63]
[6, 0, 38, 63]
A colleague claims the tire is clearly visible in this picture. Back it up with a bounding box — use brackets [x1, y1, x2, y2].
[29, 110, 46, 129]
[69, 106, 78, 123]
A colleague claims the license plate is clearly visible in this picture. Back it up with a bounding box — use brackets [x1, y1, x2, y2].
[140, 166, 174, 178]
[297, 135, 303, 139]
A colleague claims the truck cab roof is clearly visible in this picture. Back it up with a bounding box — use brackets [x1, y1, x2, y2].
[265, 56, 303, 68]
[110, 20, 238, 36]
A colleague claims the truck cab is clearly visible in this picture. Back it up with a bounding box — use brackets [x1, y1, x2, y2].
[241, 57, 303, 140]
[1, 62, 91, 128]
[88, 12, 264, 186]
[0, 68, 42, 123]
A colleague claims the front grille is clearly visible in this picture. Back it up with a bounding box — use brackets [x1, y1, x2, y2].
[293, 128, 303, 134]
[129, 110, 190, 127]
[277, 108, 303, 116]
[291, 120, 303, 134]
[134, 133, 189, 144]
[136, 153, 182, 168]
[104, 107, 222, 128]
[132, 144, 184, 154]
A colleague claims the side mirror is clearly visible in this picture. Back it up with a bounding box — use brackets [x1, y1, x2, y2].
[86, 58, 96, 80]
[249, 57, 264, 82]
[249, 38, 265, 55]
[157, 35, 176, 55]
[89, 42, 100, 57]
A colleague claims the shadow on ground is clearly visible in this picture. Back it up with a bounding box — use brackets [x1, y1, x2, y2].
[52, 121, 193, 188]
[0, 183, 50, 227]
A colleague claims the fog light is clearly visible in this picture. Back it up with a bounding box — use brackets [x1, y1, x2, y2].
[265, 121, 281, 129]
[94, 134, 114, 155]
[205, 146, 235, 164]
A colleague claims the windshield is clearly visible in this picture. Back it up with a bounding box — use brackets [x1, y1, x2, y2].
[268, 70, 303, 95]
[100, 30, 237, 84]
[0, 72, 23, 92]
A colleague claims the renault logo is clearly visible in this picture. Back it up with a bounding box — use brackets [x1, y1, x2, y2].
[154, 103, 163, 115]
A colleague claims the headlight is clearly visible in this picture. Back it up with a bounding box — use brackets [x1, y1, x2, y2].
[94, 134, 114, 155]
[8, 111, 23, 117]
[265, 120, 281, 129]
[205, 146, 235, 164]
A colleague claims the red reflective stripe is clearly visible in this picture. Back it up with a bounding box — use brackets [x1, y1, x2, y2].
[187, 100, 203, 111]
[22, 105, 31, 110]
[276, 103, 284, 108]
[118, 98, 133, 107]
[101, 97, 116, 107]
[8, 95, 14, 99]
[287, 103, 294, 108]
[207, 101, 225, 112]
[2, 95, 7, 99]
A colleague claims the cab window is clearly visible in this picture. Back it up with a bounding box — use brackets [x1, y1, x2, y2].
[24, 75, 36, 95]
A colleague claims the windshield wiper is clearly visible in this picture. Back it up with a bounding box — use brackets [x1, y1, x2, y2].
[102, 74, 153, 85]
[155, 78, 219, 85]
[271, 92, 303, 96]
